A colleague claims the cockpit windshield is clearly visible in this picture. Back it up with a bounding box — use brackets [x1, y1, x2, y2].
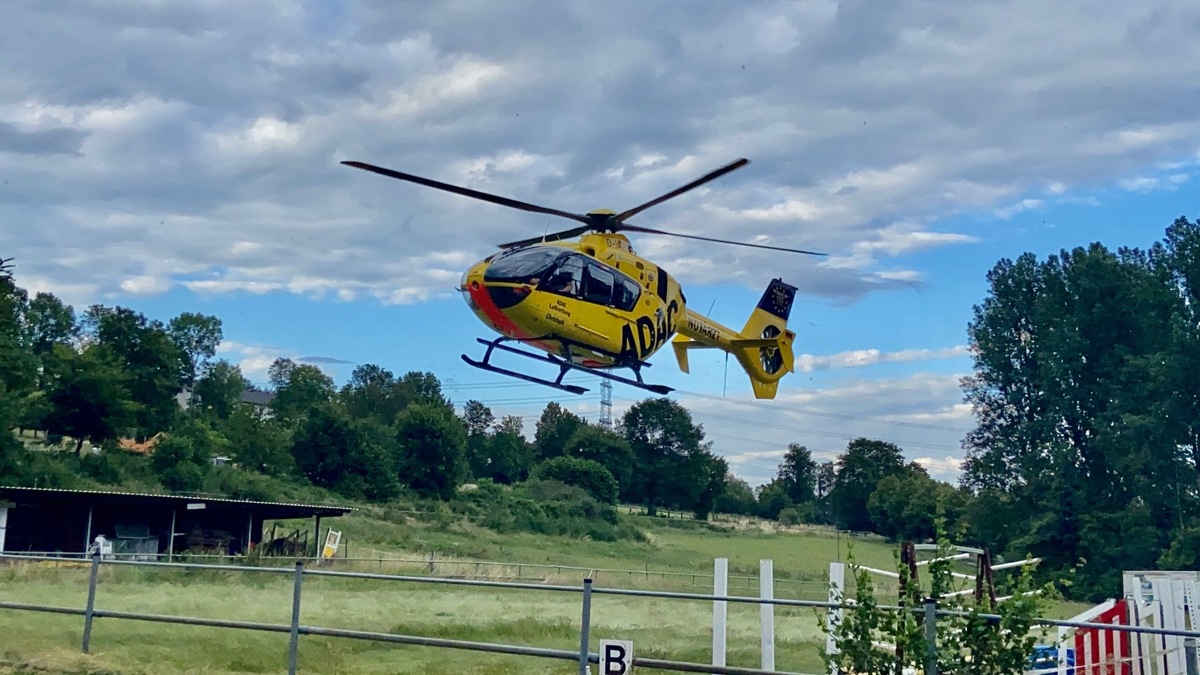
[483, 247, 567, 284]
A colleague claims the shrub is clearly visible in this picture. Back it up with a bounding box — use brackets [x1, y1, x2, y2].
[529, 456, 618, 504]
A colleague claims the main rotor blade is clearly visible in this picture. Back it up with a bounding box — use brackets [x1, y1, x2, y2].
[341, 161, 591, 225]
[617, 223, 827, 256]
[498, 224, 594, 249]
[614, 158, 750, 223]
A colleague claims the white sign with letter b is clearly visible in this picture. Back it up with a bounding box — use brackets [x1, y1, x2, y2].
[599, 639, 633, 674]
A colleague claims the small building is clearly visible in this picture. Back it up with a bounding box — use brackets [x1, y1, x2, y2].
[0, 486, 352, 559]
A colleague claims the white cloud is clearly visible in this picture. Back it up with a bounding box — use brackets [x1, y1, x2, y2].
[3, 0, 1200, 308]
[795, 345, 970, 373]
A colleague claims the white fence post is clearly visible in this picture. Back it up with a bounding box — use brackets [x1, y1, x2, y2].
[761, 559, 775, 671]
[713, 557, 728, 668]
[827, 561, 845, 674]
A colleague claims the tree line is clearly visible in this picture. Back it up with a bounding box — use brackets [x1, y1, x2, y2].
[7, 216, 1199, 601]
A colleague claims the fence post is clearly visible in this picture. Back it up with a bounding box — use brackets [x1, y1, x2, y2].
[81, 551, 100, 653]
[924, 597, 938, 675]
[760, 559, 775, 671]
[579, 577, 593, 675]
[713, 557, 728, 668]
[288, 560, 303, 675]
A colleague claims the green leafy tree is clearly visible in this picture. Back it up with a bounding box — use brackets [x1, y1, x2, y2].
[290, 404, 397, 500]
[564, 424, 635, 495]
[621, 397, 709, 516]
[42, 344, 136, 454]
[473, 429, 532, 484]
[25, 292, 77, 358]
[495, 414, 524, 436]
[829, 438, 907, 531]
[961, 233, 1187, 598]
[167, 312, 223, 386]
[778, 442, 818, 504]
[86, 306, 185, 437]
[151, 418, 225, 492]
[534, 401, 585, 461]
[270, 359, 335, 423]
[715, 474, 757, 515]
[220, 404, 293, 475]
[757, 479, 792, 520]
[396, 370, 450, 409]
[191, 360, 250, 420]
[531, 456, 619, 504]
[395, 401, 467, 499]
[340, 364, 405, 425]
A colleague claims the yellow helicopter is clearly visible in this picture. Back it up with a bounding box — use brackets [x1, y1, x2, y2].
[341, 158, 824, 399]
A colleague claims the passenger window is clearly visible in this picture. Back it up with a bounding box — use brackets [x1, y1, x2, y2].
[582, 264, 615, 306]
[614, 277, 641, 311]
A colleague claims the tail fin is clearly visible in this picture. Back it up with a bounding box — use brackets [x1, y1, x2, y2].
[734, 278, 798, 399]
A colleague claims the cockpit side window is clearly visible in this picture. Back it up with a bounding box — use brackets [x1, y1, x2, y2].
[483, 247, 566, 284]
[542, 256, 585, 297]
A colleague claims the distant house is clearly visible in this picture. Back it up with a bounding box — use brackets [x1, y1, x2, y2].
[240, 389, 275, 418]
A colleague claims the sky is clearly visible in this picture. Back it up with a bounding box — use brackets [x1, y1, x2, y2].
[2, 0, 1198, 487]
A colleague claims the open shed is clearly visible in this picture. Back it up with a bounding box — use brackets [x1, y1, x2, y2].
[0, 486, 353, 559]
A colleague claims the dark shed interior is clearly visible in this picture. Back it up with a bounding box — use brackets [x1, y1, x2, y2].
[0, 486, 353, 558]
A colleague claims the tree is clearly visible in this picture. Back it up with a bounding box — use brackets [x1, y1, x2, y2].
[531, 456, 619, 504]
[829, 438, 907, 531]
[290, 404, 397, 500]
[191, 360, 250, 420]
[270, 360, 335, 423]
[340, 364, 404, 425]
[41, 344, 136, 454]
[167, 312, 223, 386]
[87, 306, 185, 437]
[960, 233, 1188, 598]
[757, 479, 792, 520]
[461, 400, 495, 437]
[220, 404, 293, 476]
[815, 460, 837, 524]
[534, 402, 585, 461]
[25, 292, 77, 358]
[621, 397, 708, 516]
[715, 475, 757, 515]
[473, 429, 532, 484]
[396, 370, 450, 409]
[152, 418, 224, 492]
[395, 402, 467, 499]
[777, 443, 817, 504]
[495, 414, 524, 436]
[564, 424, 635, 495]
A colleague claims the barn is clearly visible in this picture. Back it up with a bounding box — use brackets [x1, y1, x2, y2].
[0, 486, 353, 559]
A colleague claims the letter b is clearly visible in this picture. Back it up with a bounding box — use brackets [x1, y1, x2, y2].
[603, 643, 628, 674]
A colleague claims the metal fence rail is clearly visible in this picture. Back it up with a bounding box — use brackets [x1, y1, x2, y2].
[5, 552, 1200, 675]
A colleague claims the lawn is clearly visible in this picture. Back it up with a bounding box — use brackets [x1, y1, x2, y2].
[0, 511, 1088, 674]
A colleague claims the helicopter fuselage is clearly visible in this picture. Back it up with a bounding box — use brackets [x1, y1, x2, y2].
[459, 232, 736, 368]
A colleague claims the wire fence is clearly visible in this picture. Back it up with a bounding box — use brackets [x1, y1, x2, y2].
[3, 552, 1200, 675]
[2, 548, 833, 597]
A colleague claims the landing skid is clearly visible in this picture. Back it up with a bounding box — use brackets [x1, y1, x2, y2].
[461, 336, 674, 397]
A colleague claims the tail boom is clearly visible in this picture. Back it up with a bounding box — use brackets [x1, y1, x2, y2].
[671, 278, 798, 399]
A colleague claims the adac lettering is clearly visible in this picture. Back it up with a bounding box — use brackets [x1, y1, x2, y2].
[619, 299, 678, 360]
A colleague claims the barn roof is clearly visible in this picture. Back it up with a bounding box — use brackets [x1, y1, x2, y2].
[0, 486, 354, 520]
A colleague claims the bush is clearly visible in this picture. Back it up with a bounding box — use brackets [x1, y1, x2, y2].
[529, 456, 618, 504]
[823, 520, 1054, 674]
[448, 479, 645, 542]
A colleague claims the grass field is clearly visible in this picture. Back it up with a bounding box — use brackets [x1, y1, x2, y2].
[0, 511, 1087, 674]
